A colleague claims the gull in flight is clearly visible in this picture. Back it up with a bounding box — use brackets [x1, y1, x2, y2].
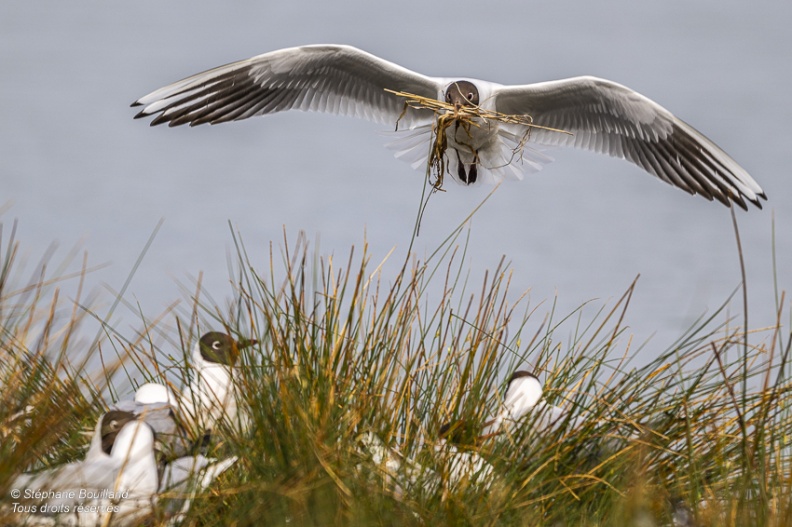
[133, 44, 765, 209]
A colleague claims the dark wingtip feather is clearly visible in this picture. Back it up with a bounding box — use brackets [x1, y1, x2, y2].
[148, 113, 171, 127]
[734, 198, 749, 212]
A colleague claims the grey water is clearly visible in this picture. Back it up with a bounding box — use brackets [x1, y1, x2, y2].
[2, 0, 790, 376]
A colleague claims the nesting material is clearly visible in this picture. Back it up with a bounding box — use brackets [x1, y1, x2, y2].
[386, 89, 572, 189]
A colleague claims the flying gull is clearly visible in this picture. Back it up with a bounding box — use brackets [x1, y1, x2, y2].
[132, 44, 765, 209]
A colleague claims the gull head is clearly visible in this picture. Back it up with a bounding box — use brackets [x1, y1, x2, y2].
[100, 410, 138, 455]
[444, 80, 479, 110]
[504, 371, 543, 415]
[198, 332, 258, 367]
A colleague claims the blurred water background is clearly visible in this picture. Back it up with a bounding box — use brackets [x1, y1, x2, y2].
[2, 0, 790, 369]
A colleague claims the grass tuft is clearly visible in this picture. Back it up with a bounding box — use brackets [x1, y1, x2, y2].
[1, 221, 790, 526]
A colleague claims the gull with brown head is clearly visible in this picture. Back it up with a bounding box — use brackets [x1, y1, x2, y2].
[133, 44, 765, 209]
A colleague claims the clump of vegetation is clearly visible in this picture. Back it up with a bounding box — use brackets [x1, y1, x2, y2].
[387, 88, 571, 190]
[1, 220, 790, 526]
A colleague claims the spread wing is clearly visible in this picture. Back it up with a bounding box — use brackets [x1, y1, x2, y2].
[495, 76, 765, 209]
[132, 44, 442, 129]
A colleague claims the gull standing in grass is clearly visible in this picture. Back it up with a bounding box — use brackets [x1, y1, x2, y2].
[357, 427, 495, 497]
[116, 331, 257, 452]
[83, 410, 141, 462]
[14, 410, 143, 488]
[483, 371, 544, 436]
[178, 332, 257, 435]
[436, 421, 494, 490]
[123, 384, 240, 524]
[133, 44, 765, 209]
[11, 415, 159, 526]
[484, 371, 588, 438]
[356, 432, 435, 498]
[114, 384, 194, 461]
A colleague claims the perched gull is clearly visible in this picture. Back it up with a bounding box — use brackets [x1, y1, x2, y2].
[436, 421, 494, 490]
[11, 416, 159, 526]
[132, 44, 765, 209]
[114, 386, 194, 461]
[11, 410, 236, 526]
[171, 331, 258, 436]
[483, 371, 588, 438]
[116, 331, 257, 452]
[356, 432, 435, 498]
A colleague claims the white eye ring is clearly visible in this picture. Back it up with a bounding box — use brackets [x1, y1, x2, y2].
[212, 341, 221, 350]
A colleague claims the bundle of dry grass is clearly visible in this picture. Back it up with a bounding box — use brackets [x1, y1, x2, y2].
[386, 89, 572, 189]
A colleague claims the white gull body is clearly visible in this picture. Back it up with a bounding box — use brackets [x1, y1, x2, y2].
[117, 332, 254, 447]
[484, 371, 588, 438]
[177, 332, 256, 434]
[11, 418, 159, 526]
[435, 441, 494, 490]
[114, 384, 193, 460]
[133, 44, 765, 209]
[356, 432, 435, 497]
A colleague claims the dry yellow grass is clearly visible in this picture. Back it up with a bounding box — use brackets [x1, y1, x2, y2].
[386, 89, 572, 189]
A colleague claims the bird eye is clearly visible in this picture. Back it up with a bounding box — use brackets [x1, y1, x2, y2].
[212, 341, 221, 350]
[445, 92, 452, 102]
[467, 92, 475, 101]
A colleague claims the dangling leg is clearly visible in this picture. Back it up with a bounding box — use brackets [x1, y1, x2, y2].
[455, 149, 469, 184]
[467, 150, 479, 184]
